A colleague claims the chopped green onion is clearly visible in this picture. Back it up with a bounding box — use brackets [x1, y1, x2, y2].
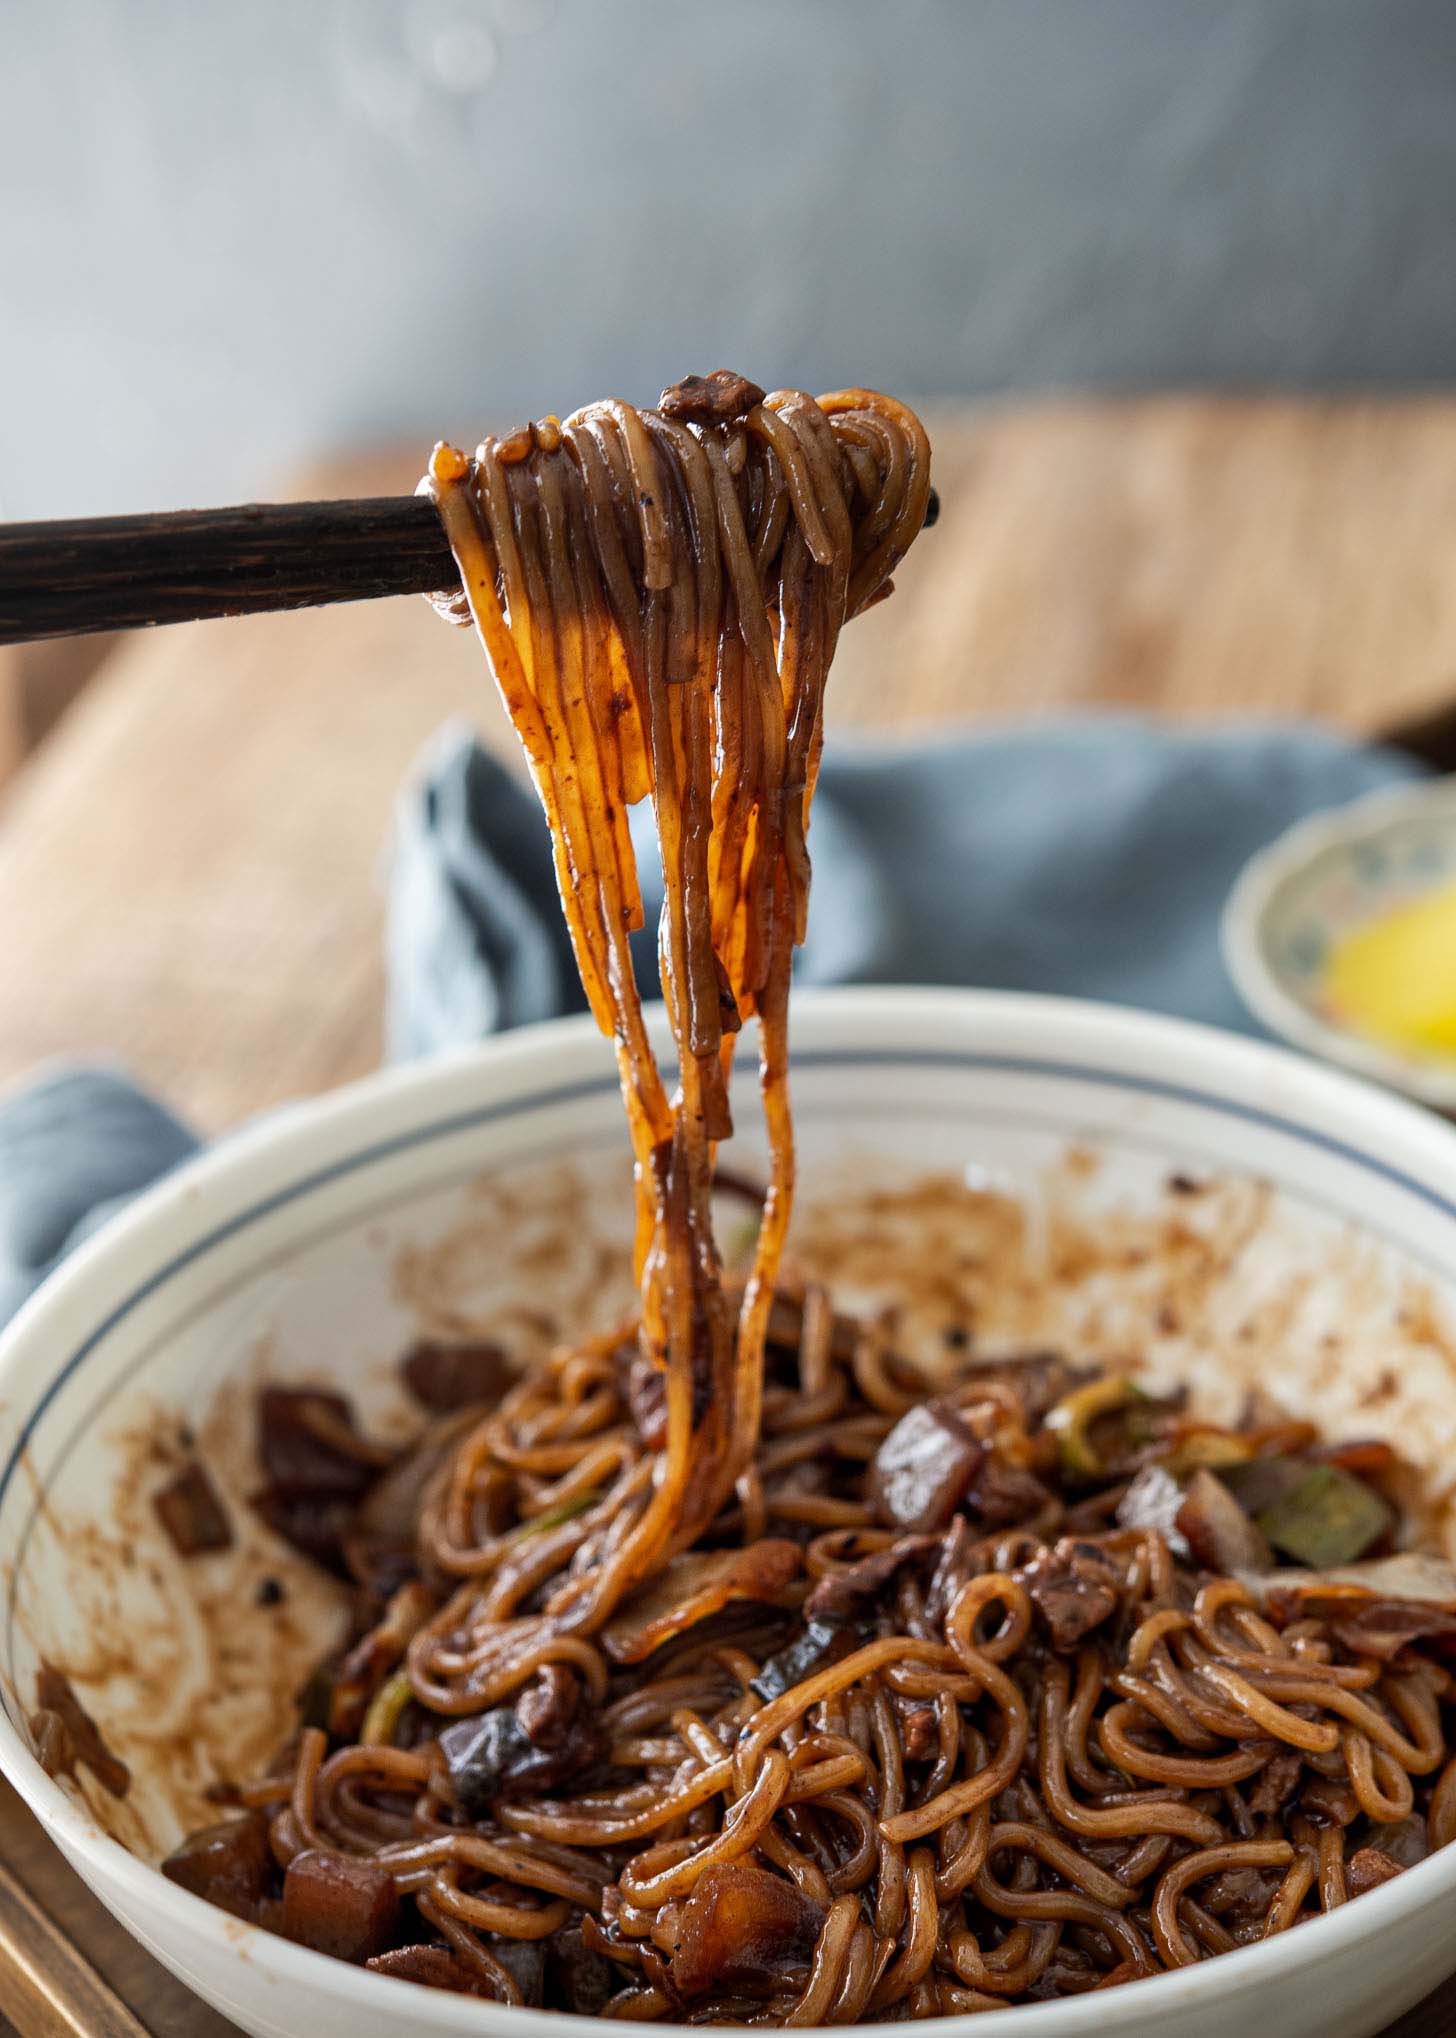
[1256, 1464, 1394, 1568]
[360, 1669, 414, 1747]
[1045, 1376, 1144, 1480]
[506, 1490, 602, 1544]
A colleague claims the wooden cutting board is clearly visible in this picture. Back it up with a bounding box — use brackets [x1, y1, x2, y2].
[5, 394, 1456, 2031]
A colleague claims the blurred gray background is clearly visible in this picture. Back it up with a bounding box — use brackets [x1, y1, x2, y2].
[3, 0, 1455, 518]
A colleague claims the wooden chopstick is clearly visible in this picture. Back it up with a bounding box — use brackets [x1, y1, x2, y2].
[0, 497, 455, 646]
[0, 1855, 153, 2037]
[0, 487, 939, 649]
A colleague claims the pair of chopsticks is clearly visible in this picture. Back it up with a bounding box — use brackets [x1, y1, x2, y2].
[0, 490, 941, 648]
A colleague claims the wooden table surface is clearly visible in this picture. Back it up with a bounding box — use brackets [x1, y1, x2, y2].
[4, 394, 1456, 2032]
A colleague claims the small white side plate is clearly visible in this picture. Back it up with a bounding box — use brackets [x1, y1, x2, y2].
[1223, 778, 1456, 1109]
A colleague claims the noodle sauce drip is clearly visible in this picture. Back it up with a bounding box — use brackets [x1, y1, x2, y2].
[425, 378, 932, 1622]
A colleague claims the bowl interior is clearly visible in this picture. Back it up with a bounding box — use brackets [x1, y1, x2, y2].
[7, 992, 1456, 2035]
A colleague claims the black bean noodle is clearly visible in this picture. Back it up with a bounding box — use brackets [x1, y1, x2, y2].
[118, 376, 1456, 2018]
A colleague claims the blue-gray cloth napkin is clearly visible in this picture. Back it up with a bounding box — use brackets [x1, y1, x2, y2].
[0, 717, 1426, 1327]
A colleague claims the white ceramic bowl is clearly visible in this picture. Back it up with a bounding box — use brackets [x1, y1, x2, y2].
[1222, 776, 1456, 1109]
[6, 988, 1456, 2038]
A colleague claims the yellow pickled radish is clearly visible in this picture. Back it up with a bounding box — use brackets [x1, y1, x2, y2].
[1324, 876, 1456, 1056]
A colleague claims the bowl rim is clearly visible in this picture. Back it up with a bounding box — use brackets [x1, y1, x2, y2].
[3, 985, 1456, 2035]
[1222, 774, 1456, 1108]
